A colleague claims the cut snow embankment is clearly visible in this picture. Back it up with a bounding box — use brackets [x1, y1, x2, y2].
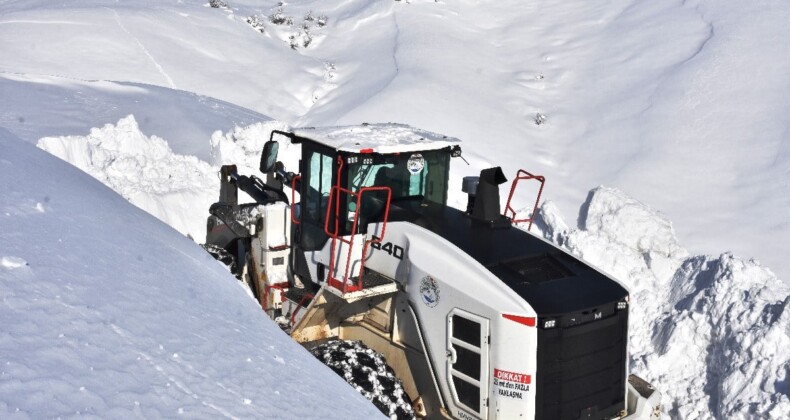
[37, 115, 295, 241]
[36, 117, 789, 418]
[0, 128, 383, 419]
[534, 187, 790, 419]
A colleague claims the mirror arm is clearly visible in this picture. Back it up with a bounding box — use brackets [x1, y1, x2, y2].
[269, 130, 298, 143]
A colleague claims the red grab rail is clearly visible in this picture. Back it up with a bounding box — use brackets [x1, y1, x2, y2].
[290, 292, 315, 326]
[262, 282, 289, 311]
[323, 184, 392, 294]
[503, 169, 545, 231]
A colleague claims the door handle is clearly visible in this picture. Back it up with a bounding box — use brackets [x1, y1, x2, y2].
[447, 347, 457, 364]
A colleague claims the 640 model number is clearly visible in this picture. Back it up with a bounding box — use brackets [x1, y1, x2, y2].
[370, 235, 404, 260]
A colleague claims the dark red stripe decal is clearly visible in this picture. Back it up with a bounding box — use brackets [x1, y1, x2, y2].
[502, 314, 536, 327]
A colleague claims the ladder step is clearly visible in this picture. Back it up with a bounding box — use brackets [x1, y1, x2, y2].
[326, 270, 398, 302]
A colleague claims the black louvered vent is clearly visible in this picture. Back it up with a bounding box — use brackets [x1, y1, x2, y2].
[501, 254, 572, 285]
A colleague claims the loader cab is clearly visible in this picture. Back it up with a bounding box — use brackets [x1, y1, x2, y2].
[293, 125, 457, 249]
[274, 124, 461, 284]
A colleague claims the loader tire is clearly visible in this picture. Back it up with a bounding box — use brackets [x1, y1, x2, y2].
[311, 340, 415, 420]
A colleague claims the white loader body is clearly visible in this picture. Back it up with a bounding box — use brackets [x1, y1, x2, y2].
[293, 219, 661, 419]
[205, 124, 662, 420]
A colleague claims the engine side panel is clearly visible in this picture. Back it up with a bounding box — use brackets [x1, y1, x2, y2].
[365, 222, 540, 420]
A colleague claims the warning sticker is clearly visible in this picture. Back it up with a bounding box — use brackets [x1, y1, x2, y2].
[495, 369, 531, 384]
[493, 368, 531, 399]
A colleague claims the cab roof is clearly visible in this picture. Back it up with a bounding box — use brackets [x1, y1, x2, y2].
[292, 123, 461, 154]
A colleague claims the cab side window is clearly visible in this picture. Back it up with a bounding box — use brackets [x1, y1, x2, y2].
[301, 150, 334, 250]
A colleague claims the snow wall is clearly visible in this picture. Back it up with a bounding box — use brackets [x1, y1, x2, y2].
[37, 115, 298, 241]
[1, 127, 383, 419]
[37, 116, 790, 418]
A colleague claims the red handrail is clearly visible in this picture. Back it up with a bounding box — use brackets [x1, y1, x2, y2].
[261, 282, 289, 311]
[323, 182, 392, 294]
[290, 292, 315, 326]
[503, 169, 545, 231]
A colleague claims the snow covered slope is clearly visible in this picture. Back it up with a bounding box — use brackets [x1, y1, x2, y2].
[1, 0, 787, 281]
[0, 129, 383, 418]
[1, 0, 789, 418]
[0, 74, 266, 161]
[35, 115, 294, 240]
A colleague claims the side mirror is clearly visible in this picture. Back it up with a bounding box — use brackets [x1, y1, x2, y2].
[450, 145, 463, 157]
[260, 140, 279, 173]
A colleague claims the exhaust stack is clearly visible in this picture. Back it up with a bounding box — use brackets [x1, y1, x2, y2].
[464, 167, 509, 226]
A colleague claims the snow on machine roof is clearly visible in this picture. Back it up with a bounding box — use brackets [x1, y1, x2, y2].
[293, 123, 461, 154]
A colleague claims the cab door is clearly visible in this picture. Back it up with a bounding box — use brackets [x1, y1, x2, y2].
[447, 309, 490, 419]
[298, 145, 336, 251]
[290, 142, 339, 285]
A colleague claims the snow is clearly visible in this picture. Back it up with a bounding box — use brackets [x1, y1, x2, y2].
[1, 0, 789, 418]
[35, 116, 300, 241]
[0, 128, 383, 419]
[2, 0, 785, 279]
[0, 73, 266, 161]
[294, 123, 460, 153]
[1, 256, 28, 270]
[37, 115, 219, 240]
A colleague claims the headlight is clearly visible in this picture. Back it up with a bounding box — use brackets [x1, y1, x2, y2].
[542, 319, 556, 329]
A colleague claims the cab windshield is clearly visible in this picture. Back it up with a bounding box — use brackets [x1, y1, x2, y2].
[347, 150, 450, 205]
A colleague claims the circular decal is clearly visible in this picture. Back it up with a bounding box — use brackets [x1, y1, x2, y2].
[407, 153, 425, 175]
[420, 276, 440, 308]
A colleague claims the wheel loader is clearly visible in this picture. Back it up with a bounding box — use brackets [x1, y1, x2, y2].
[204, 123, 661, 420]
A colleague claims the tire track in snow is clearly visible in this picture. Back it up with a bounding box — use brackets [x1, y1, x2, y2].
[108, 8, 177, 89]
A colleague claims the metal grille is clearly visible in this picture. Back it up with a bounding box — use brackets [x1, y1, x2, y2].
[501, 254, 572, 285]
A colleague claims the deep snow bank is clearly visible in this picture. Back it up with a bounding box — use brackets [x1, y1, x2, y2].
[0, 128, 383, 418]
[35, 116, 790, 418]
[38, 116, 218, 240]
[0, 73, 267, 160]
[535, 187, 790, 418]
[37, 116, 296, 241]
[208, 119, 300, 176]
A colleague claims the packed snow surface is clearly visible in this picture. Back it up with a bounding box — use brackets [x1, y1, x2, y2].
[294, 123, 461, 153]
[2, 0, 789, 418]
[0, 129, 383, 419]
